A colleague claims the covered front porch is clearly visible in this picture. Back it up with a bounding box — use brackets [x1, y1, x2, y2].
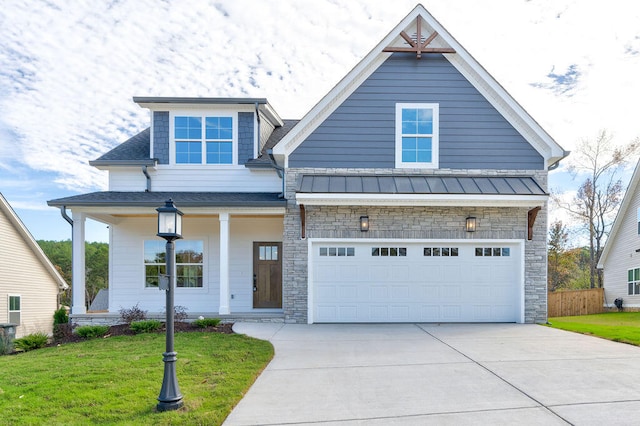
[48, 191, 286, 324]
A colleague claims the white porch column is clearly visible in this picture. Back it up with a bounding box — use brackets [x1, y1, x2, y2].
[71, 211, 86, 314]
[218, 213, 230, 314]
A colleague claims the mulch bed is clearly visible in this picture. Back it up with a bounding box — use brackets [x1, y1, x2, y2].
[51, 322, 234, 346]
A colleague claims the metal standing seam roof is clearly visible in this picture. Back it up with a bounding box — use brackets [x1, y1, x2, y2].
[297, 175, 547, 196]
[47, 191, 286, 208]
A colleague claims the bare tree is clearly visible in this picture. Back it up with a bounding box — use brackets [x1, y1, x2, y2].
[552, 130, 640, 288]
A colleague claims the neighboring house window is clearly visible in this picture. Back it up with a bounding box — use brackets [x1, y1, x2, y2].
[628, 268, 640, 295]
[8, 295, 20, 324]
[395, 103, 439, 168]
[144, 240, 204, 288]
[637, 207, 640, 234]
[174, 115, 233, 164]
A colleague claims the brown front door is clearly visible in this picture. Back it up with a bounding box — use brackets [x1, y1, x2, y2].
[253, 242, 282, 308]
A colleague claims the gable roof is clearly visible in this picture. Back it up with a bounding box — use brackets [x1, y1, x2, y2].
[597, 160, 640, 268]
[272, 4, 567, 170]
[0, 193, 68, 290]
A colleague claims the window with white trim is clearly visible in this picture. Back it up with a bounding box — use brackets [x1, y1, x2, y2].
[144, 240, 204, 288]
[395, 103, 439, 168]
[628, 268, 640, 295]
[371, 247, 407, 257]
[319, 247, 355, 257]
[173, 114, 234, 164]
[637, 207, 640, 235]
[8, 295, 20, 325]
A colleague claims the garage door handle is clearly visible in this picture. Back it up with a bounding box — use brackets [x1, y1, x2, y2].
[253, 274, 257, 292]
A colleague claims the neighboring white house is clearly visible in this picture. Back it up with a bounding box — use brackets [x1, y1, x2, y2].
[48, 5, 566, 325]
[598, 160, 640, 309]
[0, 193, 68, 338]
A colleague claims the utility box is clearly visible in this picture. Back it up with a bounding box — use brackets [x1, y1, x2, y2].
[0, 323, 17, 355]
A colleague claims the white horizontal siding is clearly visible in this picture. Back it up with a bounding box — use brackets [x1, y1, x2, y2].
[0, 209, 59, 338]
[603, 187, 640, 307]
[109, 215, 284, 315]
[107, 166, 281, 192]
[109, 167, 147, 191]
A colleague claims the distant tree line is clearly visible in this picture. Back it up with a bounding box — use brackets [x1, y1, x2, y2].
[37, 240, 108, 309]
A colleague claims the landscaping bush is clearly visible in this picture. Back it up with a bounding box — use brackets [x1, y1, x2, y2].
[13, 332, 49, 352]
[119, 303, 147, 324]
[53, 323, 74, 343]
[162, 305, 189, 322]
[53, 307, 69, 325]
[193, 318, 221, 328]
[75, 325, 110, 339]
[130, 320, 162, 334]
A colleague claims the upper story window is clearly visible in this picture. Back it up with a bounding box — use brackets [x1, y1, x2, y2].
[395, 103, 439, 168]
[173, 114, 235, 165]
[636, 207, 640, 234]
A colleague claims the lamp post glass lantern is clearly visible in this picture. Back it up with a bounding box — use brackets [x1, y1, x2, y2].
[156, 199, 184, 411]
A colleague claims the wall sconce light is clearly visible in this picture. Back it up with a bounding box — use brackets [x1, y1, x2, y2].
[360, 215, 369, 232]
[465, 216, 477, 233]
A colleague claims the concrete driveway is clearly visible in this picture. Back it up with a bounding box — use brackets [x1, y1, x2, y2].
[223, 323, 640, 425]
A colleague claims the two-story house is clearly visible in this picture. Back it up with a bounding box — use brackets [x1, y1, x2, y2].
[48, 5, 566, 325]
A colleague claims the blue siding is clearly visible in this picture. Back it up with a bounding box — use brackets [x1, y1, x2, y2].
[153, 111, 169, 164]
[238, 112, 254, 164]
[289, 54, 543, 170]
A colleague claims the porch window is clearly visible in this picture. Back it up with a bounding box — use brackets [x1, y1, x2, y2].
[8, 295, 20, 324]
[144, 240, 204, 288]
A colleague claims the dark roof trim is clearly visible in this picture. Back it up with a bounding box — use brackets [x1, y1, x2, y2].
[297, 175, 547, 196]
[89, 159, 157, 167]
[47, 191, 286, 208]
[133, 97, 268, 105]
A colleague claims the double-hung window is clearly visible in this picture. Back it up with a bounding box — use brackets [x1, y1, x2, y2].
[8, 295, 20, 324]
[395, 103, 439, 168]
[628, 268, 640, 295]
[144, 240, 204, 288]
[174, 114, 234, 165]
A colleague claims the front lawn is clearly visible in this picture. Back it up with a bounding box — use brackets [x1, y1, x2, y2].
[547, 312, 640, 346]
[0, 331, 273, 425]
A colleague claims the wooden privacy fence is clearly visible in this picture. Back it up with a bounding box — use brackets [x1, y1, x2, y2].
[548, 288, 605, 317]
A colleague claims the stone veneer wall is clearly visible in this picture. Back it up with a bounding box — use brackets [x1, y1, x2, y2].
[282, 168, 548, 324]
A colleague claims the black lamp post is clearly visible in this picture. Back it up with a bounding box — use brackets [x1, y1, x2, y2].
[156, 199, 184, 412]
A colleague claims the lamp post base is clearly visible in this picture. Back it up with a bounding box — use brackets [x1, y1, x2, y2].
[157, 351, 183, 412]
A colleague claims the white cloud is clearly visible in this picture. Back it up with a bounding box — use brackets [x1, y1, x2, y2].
[1, 0, 640, 202]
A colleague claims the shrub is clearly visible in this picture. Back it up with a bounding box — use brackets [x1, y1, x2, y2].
[14, 332, 49, 352]
[174, 305, 188, 322]
[193, 318, 221, 328]
[130, 320, 162, 334]
[75, 325, 110, 339]
[53, 307, 69, 325]
[161, 305, 189, 322]
[119, 303, 147, 324]
[53, 323, 74, 343]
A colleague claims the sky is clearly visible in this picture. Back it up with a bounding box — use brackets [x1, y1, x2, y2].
[1, 0, 640, 243]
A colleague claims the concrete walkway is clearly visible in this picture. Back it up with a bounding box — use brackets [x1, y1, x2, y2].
[223, 323, 640, 425]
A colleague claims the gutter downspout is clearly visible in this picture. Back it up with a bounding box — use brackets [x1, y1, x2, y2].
[60, 206, 73, 226]
[142, 165, 152, 192]
[268, 149, 285, 198]
[255, 102, 261, 160]
[59, 206, 73, 319]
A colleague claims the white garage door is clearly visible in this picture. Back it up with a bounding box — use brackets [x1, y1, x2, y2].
[312, 241, 521, 323]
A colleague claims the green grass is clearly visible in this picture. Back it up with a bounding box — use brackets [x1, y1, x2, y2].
[0, 331, 273, 425]
[547, 312, 640, 346]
